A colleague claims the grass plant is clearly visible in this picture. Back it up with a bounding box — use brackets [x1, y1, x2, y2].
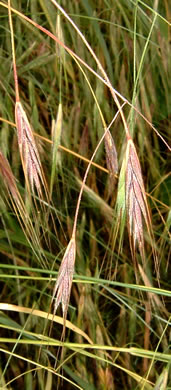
[0, 1, 170, 389]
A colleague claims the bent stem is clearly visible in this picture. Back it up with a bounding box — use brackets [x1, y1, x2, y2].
[72, 104, 126, 239]
[53, 105, 125, 319]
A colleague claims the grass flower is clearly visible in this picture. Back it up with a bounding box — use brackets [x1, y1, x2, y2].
[15, 101, 43, 196]
[53, 237, 76, 316]
[104, 130, 118, 175]
[126, 139, 148, 259]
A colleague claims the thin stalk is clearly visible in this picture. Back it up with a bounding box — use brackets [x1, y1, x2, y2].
[8, 0, 19, 101]
[72, 104, 125, 238]
[133, 1, 138, 85]
[129, 3, 158, 136]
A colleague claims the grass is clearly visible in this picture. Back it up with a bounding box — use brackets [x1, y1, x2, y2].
[0, 0, 170, 389]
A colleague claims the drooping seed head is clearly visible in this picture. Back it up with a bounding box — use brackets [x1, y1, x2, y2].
[126, 139, 148, 258]
[53, 237, 76, 316]
[15, 101, 43, 195]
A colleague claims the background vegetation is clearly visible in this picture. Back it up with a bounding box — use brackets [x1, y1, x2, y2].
[0, 0, 170, 389]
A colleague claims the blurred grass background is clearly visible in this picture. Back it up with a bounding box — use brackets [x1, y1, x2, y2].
[0, 0, 170, 389]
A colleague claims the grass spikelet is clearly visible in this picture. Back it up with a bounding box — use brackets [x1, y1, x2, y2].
[53, 237, 76, 317]
[15, 101, 43, 197]
[104, 130, 118, 175]
[125, 139, 149, 261]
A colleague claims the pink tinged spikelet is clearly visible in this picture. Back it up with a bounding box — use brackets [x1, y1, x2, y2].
[15, 102, 42, 194]
[53, 237, 76, 316]
[104, 130, 118, 175]
[126, 140, 148, 258]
